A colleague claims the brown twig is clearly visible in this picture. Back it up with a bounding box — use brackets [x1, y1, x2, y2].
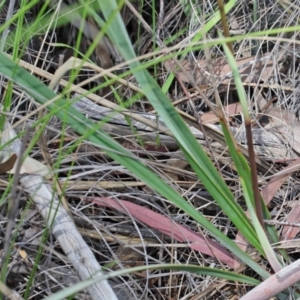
[217, 0, 233, 53]
[245, 120, 265, 228]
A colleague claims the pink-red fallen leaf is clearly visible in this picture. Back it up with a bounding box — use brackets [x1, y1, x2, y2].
[282, 207, 300, 240]
[200, 111, 219, 124]
[261, 158, 300, 240]
[200, 102, 242, 124]
[234, 158, 300, 264]
[225, 102, 242, 115]
[261, 158, 300, 205]
[86, 197, 235, 267]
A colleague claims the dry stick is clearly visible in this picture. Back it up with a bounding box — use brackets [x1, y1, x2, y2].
[245, 122, 265, 228]
[0, 0, 15, 52]
[35, 69, 72, 216]
[263, 219, 300, 227]
[240, 258, 300, 300]
[5, 48, 272, 173]
[1, 127, 30, 279]
[9, 54, 272, 173]
[216, 0, 233, 54]
[116, 2, 273, 180]
[47, 57, 175, 138]
[0, 280, 23, 300]
[1, 121, 118, 300]
[19, 175, 118, 300]
[156, 0, 165, 40]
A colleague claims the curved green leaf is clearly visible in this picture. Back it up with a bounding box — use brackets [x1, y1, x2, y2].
[44, 263, 260, 300]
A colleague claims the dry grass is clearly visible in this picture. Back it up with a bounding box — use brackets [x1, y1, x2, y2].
[2, 0, 300, 299]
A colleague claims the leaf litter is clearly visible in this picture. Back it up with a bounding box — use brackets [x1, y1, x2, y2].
[2, 0, 300, 299]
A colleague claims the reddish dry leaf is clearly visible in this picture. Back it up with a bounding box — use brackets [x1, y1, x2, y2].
[234, 159, 300, 262]
[200, 111, 220, 124]
[261, 158, 300, 240]
[256, 99, 300, 239]
[86, 197, 235, 267]
[261, 159, 300, 205]
[200, 102, 242, 124]
[164, 53, 273, 86]
[282, 207, 300, 240]
[225, 102, 242, 115]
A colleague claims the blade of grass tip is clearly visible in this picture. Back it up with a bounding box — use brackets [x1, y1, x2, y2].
[0, 51, 271, 278]
[241, 175, 282, 273]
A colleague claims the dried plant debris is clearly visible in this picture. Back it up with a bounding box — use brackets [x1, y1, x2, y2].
[2, 0, 300, 299]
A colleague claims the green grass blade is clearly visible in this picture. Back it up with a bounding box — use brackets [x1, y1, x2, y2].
[44, 264, 260, 300]
[221, 40, 288, 266]
[0, 51, 270, 278]
[97, 0, 264, 255]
